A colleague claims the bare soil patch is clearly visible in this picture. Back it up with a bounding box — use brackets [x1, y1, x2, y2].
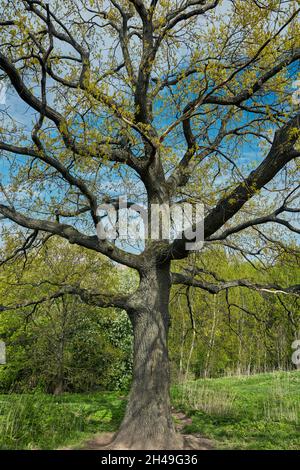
[63, 411, 214, 450]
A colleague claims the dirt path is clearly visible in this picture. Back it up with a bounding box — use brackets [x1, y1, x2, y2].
[65, 411, 214, 450]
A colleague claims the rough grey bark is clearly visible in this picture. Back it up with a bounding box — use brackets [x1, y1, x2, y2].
[111, 261, 181, 450]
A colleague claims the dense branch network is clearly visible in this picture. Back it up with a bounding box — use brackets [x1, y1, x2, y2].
[0, 0, 299, 310]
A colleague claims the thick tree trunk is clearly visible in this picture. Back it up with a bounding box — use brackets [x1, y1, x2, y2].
[53, 379, 64, 396]
[111, 261, 182, 450]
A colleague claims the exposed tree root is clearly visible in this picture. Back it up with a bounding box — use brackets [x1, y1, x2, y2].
[64, 412, 214, 451]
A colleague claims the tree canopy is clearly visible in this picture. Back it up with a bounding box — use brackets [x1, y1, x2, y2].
[0, 0, 299, 450]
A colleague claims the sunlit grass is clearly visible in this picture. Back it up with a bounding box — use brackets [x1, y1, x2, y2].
[0, 371, 299, 449]
[0, 391, 125, 449]
[172, 371, 300, 449]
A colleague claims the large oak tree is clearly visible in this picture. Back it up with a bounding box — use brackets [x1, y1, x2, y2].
[0, 0, 299, 449]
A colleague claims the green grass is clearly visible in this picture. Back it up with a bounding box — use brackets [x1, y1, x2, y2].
[172, 371, 300, 450]
[0, 371, 299, 449]
[0, 391, 125, 449]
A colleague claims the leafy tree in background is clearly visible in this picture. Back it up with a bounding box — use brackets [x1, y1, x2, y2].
[0, 237, 133, 393]
[169, 247, 300, 379]
[0, 0, 299, 448]
[0, 236, 298, 393]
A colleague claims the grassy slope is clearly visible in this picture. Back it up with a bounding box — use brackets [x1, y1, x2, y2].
[0, 371, 299, 450]
[173, 371, 300, 450]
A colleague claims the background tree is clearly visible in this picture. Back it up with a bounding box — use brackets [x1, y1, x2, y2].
[0, 0, 299, 449]
[0, 237, 133, 393]
[169, 247, 300, 379]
